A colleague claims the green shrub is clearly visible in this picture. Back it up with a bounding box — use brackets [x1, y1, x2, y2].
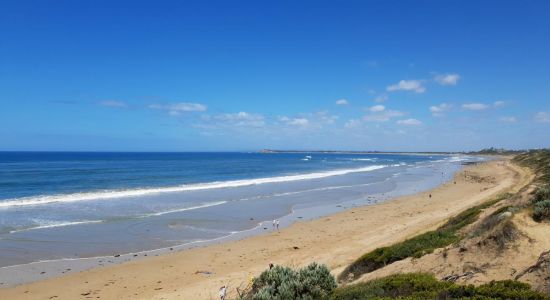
[533, 199, 550, 222]
[471, 205, 517, 237]
[329, 273, 547, 300]
[474, 280, 548, 299]
[339, 231, 458, 282]
[330, 273, 453, 299]
[338, 195, 511, 282]
[532, 185, 550, 204]
[241, 263, 337, 300]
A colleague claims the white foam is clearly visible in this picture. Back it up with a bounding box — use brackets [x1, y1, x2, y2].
[447, 156, 469, 162]
[144, 201, 227, 217]
[6, 202, 228, 234]
[9, 220, 104, 234]
[0, 165, 387, 208]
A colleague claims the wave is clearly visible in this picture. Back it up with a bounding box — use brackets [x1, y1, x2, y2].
[141, 201, 228, 217]
[447, 156, 471, 162]
[9, 220, 104, 234]
[5, 202, 228, 234]
[0, 165, 387, 209]
[433, 156, 471, 163]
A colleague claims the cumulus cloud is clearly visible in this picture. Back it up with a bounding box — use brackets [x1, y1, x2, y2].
[276, 111, 337, 130]
[344, 119, 361, 128]
[462, 103, 489, 111]
[335, 98, 349, 105]
[387, 80, 426, 93]
[493, 100, 505, 108]
[212, 112, 265, 127]
[499, 116, 517, 123]
[374, 94, 388, 103]
[149, 102, 207, 115]
[434, 73, 460, 86]
[429, 103, 452, 117]
[397, 118, 422, 126]
[315, 111, 338, 124]
[279, 116, 309, 126]
[99, 100, 127, 108]
[362, 110, 405, 122]
[369, 105, 386, 112]
[534, 111, 550, 123]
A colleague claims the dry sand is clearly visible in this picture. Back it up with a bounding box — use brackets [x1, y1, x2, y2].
[0, 159, 527, 299]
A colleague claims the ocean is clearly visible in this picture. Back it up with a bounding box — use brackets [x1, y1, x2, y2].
[0, 151, 481, 269]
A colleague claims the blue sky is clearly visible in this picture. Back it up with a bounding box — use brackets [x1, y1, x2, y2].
[1, 0, 549, 152]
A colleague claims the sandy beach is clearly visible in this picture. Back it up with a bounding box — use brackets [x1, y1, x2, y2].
[0, 159, 528, 299]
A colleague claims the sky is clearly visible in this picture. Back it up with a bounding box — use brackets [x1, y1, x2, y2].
[1, 0, 549, 152]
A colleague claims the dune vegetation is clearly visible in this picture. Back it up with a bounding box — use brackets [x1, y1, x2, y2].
[329, 273, 548, 300]
[239, 150, 550, 299]
[514, 150, 550, 222]
[337, 194, 509, 282]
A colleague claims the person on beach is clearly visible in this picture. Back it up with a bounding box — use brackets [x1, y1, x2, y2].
[219, 285, 227, 300]
[272, 219, 276, 229]
[275, 219, 280, 231]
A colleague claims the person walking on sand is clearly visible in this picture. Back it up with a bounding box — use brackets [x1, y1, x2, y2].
[275, 219, 280, 231]
[219, 285, 227, 300]
[272, 219, 276, 230]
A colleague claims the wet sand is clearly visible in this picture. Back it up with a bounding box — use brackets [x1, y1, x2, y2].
[0, 159, 526, 299]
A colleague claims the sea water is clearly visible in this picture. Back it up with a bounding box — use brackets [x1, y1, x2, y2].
[0, 152, 481, 268]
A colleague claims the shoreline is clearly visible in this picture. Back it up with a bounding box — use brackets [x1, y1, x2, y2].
[0, 159, 525, 299]
[0, 159, 461, 285]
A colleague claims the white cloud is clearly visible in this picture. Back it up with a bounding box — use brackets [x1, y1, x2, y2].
[373, 94, 388, 103]
[499, 116, 517, 123]
[369, 105, 386, 112]
[335, 98, 349, 105]
[462, 103, 489, 111]
[344, 119, 361, 128]
[277, 111, 337, 130]
[434, 73, 460, 86]
[149, 102, 207, 115]
[534, 111, 550, 123]
[397, 118, 422, 126]
[213, 112, 265, 127]
[493, 101, 505, 108]
[363, 110, 405, 122]
[315, 111, 338, 124]
[99, 100, 127, 108]
[387, 80, 426, 93]
[429, 103, 452, 117]
[279, 116, 309, 126]
[289, 118, 309, 126]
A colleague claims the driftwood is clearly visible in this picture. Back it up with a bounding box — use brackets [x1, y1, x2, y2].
[515, 250, 550, 280]
[441, 271, 476, 282]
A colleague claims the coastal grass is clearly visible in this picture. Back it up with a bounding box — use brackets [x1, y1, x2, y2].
[514, 150, 550, 222]
[329, 273, 548, 300]
[513, 149, 550, 184]
[338, 194, 510, 282]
